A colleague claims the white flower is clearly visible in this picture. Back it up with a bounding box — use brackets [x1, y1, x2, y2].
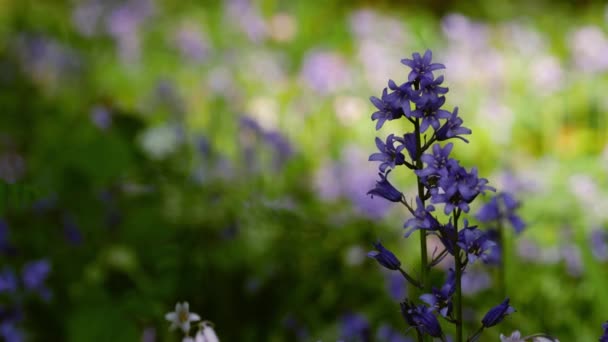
[500, 331, 525, 342]
[165, 302, 201, 333]
[194, 322, 220, 342]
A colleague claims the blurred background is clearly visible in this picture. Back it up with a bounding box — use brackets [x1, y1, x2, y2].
[1, 0, 608, 341]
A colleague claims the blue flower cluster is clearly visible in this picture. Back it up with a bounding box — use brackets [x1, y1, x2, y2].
[0, 219, 52, 342]
[366, 50, 514, 341]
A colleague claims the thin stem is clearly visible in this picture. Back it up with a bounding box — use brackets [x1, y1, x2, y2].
[466, 326, 484, 342]
[413, 118, 429, 292]
[398, 268, 423, 290]
[453, 209, 464, 342]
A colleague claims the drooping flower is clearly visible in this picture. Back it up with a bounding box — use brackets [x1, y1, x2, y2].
[369, 135, 406, 172]
[368, 242, 401, 271]
[420, 269, 455, 317]
[370, 88, 404, 130]
[165, 302, 201, 333]
[22, 259, 51, 300]
[435, 107, 471, 143]
[400, 50, 446, 83]
[403, 197, 440, 238]
[410, 96, 451, 133]
[481, 298, 515, 328]
[458, 227, 496, 264]
[476, 192, 526, 234]
[194, 322, 220, 342]
[416, 75, 449, 106]
[400, 300, 443, 338]
[385, 79, 416, 115]
[599, 321, 608, 342]
[340, 312, 371, 341]
[367, 170, 403, 203]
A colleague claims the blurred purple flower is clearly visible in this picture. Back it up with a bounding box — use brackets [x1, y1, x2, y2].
[340, 312, 371, 341]
[63, 214, 84, 245]
[560, 244, 583, 277]
[461, 268, 491, 296]
[386, 271, 407, 301]
[225, 0, 267, 43]
[590, 229, 608, 262]
[91, 105, 112, 130]
[174, 23, 209, 63]
[0, 269, 18, 293]
[22, 260, 52, 300]
[0, 152, 26, 184]
[300, 51, 350, 95]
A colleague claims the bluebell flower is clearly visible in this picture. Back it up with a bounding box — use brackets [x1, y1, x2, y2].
[403, 197, 440, 238]
[371, 88, 404, 130]
[0, 322, 23, 342]
[461, 268, 492, 296]
[420, 269, 455, 317]
[400, 50, 445, 83]
[435, 107, 471, 143]
[458, 227, 496, 264]
[367, 170, 403, 203]
[368, 242, 401, 271]
[400, 300, 443, 338]
[340, 312, 371, 341]
[22, 260, 51, 300]
[401, 133, 418, 161]
[415, 143, 455, 190]
[386, 80, 416, 115]
[476, 192, 526, 234]
[0, 269, 18, 293]
[416, 76, 448, 106]
[369, 135, 406, 172]
[63, 214, 83, 245]
[434, 166, 494, 214]
[481, 298, 515, 328]
[410, 96, 451, 133]
[590, 229, 608, 262]
[386, 272, 407, 301]
[599, 321, 608, 342]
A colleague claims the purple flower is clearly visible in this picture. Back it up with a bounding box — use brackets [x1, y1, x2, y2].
[386, 272, 407, 301]
[369, 135, 406, 172]
[368, 242, 401, 271]
[401, 133, 418, 161]
[590, 229, 608, 262]
[461, 268, 491, 296]
[0, 269, 18, 293]
[433, 166, 494, 214]
[0, 322, 23, 342]
[370, 88, 403, 130]
[367, 170, 403, 203]
[481, 298, 515, 328]
[403, 197, 440, 238]
[63, 214, 83, 245]
[410, 96, 451, 133]
[420, 269, 455, 317]
[435, 107, 471, 143]
[599, 321, 608, 342]
[22, 260, 51, 300]
[416, 143, 455, 190]
[457, 227, 496, 264]
[416, 76, 448, 106]
[385, 80, 416, 115]
[476, 192, 526, 234]
[400, 300, 443, 338]
[340, 313, 371, 341]
[401, 50, 446, 83]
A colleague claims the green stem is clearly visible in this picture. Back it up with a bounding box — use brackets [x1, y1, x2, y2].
[497, 219, 506, 300]
[413, 118, 429, 293]
[453, 209, 464, 342]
